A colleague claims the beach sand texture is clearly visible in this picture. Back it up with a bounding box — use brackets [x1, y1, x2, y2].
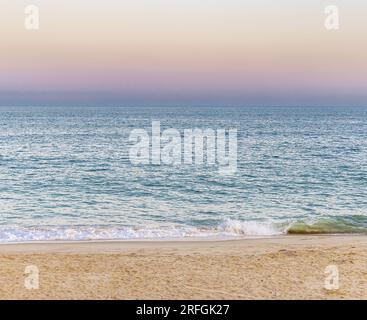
[0, 235, 366, 299]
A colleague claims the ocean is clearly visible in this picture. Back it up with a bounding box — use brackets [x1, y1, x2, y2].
[0, 105, 367, 242]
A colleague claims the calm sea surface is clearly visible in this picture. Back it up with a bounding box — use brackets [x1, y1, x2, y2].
[0, 106, 367, 242]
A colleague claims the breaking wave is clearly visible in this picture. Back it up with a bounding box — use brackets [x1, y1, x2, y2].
[0, 216, 366, 242]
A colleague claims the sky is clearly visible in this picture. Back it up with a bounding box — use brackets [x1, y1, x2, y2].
[0, 0, 366, 106]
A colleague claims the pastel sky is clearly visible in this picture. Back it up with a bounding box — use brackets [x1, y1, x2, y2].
[1, 0, 366, 106]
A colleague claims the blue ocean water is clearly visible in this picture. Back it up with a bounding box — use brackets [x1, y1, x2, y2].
[0, 106, 367, 242]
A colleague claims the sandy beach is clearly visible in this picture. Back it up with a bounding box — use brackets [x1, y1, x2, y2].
[0, 235, 366, 300]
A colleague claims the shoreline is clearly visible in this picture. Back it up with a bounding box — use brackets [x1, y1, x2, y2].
[0, 235, 366, 299]
[0, 233, 363, 253]
[0, 233, 364, 247]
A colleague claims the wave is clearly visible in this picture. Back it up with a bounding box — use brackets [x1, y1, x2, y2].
[0, 216, 366, 242]
[217, 219, 283, 236]
[217, 216, 367, 236]
[286, 216, 367, 234]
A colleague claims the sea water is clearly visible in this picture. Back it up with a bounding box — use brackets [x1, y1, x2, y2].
[0, 106, 366, 242]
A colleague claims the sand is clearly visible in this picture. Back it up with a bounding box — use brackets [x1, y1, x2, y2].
[0, 235, 366, 299]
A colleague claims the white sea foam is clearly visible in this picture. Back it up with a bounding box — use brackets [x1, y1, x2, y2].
[0, 217, 363, 242]
[217, 219, 284, 236]
[0, 220, 288, 243]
